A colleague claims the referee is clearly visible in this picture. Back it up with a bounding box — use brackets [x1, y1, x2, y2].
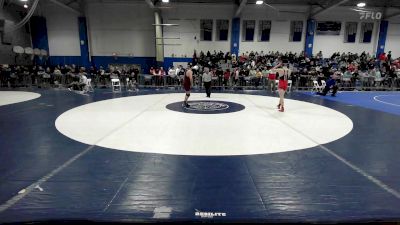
[202, 67, 212, 98]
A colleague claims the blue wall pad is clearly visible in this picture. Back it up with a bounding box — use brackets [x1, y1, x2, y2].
[30, 16, 50, 65]
[230, 18, 240, 56]
[304, 19, 315, 58]
[78, 17, 90, 68]
[376, 20, 389, 58]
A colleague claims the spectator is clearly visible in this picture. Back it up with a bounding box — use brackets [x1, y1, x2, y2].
[223, 69, 230, 87]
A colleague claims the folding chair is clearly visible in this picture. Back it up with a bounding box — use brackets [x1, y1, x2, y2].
[312, 80, 322, 93]
[374, 76, 384, 88]
[86, 79, 94, 92]
[287, 80, 293, 93]
[111, 78, 121, 92]
[321, 80, 326, 90]
[342, 77, 351, 88]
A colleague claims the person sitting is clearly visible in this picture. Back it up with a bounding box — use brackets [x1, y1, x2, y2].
[127, 72, 139, 92]
[372, 68, 384, 87]
[343, 69, 352, 79]
[167, 66, 176, 85]
[317, 74, 339, 97]
[223, 69, 230, 87]
[168, 66, 176, 77]
[149, 67, 155, 75]
[255, 69, 262, 88]
[68, 68, 87, 93]
[53, 67, 62, 86]
[80, 68, 89, 92]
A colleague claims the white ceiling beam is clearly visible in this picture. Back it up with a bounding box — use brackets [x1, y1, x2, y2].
[385, 11, 400, 19]
[309, 0, 350, 18]
[145, 0, 154, 9]
[48, 0, 82, 15]
[234, 0, 247, 18]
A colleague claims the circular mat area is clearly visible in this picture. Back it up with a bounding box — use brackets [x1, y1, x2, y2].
[0, 91, 41, 106]
[55, 93, 353, 156]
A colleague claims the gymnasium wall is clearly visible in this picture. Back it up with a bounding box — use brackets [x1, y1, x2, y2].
[385, 23, 400, 59]
[42, 2, 81, 57]
[239, 4, 307, 55]
[0, 5, 32, 65]
[31, 1, 400, 68]
[312, 6, 380, 57]
[86, 2, 155, 57]
[162, 4, 235, 58]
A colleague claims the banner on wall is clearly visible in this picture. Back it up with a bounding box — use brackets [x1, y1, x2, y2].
[316, 21, 341, 35]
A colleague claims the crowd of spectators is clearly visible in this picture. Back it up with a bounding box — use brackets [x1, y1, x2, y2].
[146, 49, 400, 90]
[0, 64, 141, 91]
[1, 50, 399, 91]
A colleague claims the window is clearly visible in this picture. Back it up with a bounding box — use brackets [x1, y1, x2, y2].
[290, 21, 303, 42]
[242, 20, 255, 41]
[216, 20, 229, 41]
[200, 19, 213, 41]
[258, 20, 271, 42]
[360, 22, 373, 43]
[344, 22, 357, 43]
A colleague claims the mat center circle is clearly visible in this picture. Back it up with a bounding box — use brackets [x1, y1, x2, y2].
[165, 100, 245, 114]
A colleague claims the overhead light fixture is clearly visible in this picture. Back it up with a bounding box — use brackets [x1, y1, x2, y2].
[21, 0, 28, 2]
[162, 0, 169, 2]
[23, 4, 28, 8]
[256, 0, 263, 5]
[357, 2, 366, 7]
[152, 24, 179, 26]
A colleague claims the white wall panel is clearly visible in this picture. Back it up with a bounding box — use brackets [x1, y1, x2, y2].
[87, 2, 155, 57]
[385, 23, 400, 58]
[312, 7, 380, 57]
[43, 3, 81, 56]
[162, 4, 234, 57]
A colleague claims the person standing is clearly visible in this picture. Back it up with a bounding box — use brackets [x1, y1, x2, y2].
[183, 66, 193, 107]
[268, 63, 282, 92]
[168, 66, 176, 85]
[234, 67, 239, 86]
[277, 70, 288, 112]
[202, 67, 212, 98]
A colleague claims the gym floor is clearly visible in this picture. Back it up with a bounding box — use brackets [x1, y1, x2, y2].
[0, 88, 399, 223]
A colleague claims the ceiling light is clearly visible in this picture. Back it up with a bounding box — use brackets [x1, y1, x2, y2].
[357, 2, 366, 7]
[256, 0, 263, 4]
[23, 4, 28, 8]
[21, 0, 28, 2]
[162, 0, 169, 3]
